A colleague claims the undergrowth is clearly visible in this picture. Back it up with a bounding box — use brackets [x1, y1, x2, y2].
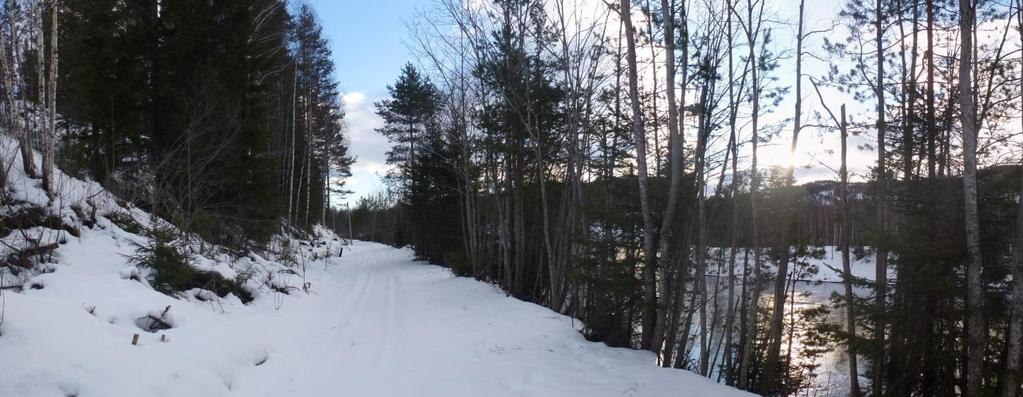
[127, 225, 253, 303]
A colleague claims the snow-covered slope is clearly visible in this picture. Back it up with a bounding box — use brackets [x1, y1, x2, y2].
[1, 137, 748, 396]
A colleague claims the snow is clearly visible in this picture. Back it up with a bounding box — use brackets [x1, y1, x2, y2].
[798, 246, 885, 283]
[705, 246, 890, 284]
[1, 238, 750, 396]
[1, 136, 749, 396]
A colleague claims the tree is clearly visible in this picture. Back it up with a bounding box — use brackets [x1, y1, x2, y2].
[620, 0, 658, 352]
[2, 0, 37, 179]
[375, 63, 462, 262]
[37, 0, 58, 196]
[736, 0, 766, 388]
[376, 63, 440, 201]
[652, 0, 686, 366]
[761, 0, 806, 391]
[1006, 6, 1023, 397]
[812, 77, 861, 396]
[958, 0, 984, 394]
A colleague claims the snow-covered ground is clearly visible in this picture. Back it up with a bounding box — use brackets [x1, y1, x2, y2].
[2, 135, 748, 396]
[0, 237, 752, 396]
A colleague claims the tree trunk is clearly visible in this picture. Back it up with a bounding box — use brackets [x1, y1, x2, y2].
[43, 1, 58, 198]
[900, 0, 917, 181]
[926, 0, 936, 178]
[1004, 143, 1023, 397]
[653, 0, 686, 364]
[6, 1, 37, 179]
[1006, 162, 1023, 397]
[37, 3, 49, 194]
[694, 77, 711, 376]
[287, 64, 297, 225]
[645, 0, 661, 176]
[959, 1, 984, 395]
[840, 104, 862, 397]
[1005, 7, 1023, 396]
[620, 0, 658, 352]
[738, 0, 763, 388]
[0, 0, 21, 184]
[872, 0, 889, 393]
[761, 1, 804, 391]
[304, 103, 313, 228]
[723, 0, 739, 384]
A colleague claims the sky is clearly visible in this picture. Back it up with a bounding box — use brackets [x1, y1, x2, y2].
[302, 0, 423, 206]
[304, 0, 974, 206]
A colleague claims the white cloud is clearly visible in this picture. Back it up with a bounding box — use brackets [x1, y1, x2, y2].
[338, 91, 394, 206]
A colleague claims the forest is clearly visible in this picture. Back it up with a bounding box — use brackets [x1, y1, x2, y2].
[0, 0, 1022, 395]
[1, 0, 353, 248]
[340, 0, 1023, 395]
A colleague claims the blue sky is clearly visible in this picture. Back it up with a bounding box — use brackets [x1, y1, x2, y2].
[308, 0, 878, 207]
[304, 0, 422, 97]
[302, 0, 423, 206]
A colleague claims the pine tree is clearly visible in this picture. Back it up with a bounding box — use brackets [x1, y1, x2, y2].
[375, 63, 439, 201]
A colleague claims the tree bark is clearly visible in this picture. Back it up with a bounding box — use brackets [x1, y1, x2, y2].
[695, 78, 711, 377]
[761, 1, 804, 391]
[43, 1, 58, 198]
[6, 1, 37, 178]
[723, 0, 739, 385]
[1005, 148, 1023, 397]
[0, 0, 22, 183]
[37, 3, 48, 194]
[652, 0, 686, 364]
[1005, 6, 1023, 396]
[287, 63, 297, 225]
[620, 0, 658, 353]
[839, 104, 862, 397]
[737, 0, 763, 388]
[958, 1, 984, 395]
[927, 0, 936, 178]
[1006, 165, 1023, 397]
[872, 0, 889, 394]
[899, 0, 917, 181]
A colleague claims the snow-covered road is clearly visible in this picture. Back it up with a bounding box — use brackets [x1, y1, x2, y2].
[1, 238, 748, 396]
[242, 241, 748, 396]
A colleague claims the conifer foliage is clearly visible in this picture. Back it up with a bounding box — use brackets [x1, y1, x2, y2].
[375, 64, 462, 265]
[1, 0, 353, 246]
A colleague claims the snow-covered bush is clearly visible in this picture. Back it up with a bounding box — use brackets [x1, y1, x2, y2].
[126, 225, 252, 303]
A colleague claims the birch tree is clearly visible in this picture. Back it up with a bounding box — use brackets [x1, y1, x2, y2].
[958, 0, 984, 394]
[620, 0, 658, 352]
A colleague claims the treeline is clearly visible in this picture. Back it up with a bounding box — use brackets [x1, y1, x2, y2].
[342, 0, 1023, 395]
[0, 0, 352, 246]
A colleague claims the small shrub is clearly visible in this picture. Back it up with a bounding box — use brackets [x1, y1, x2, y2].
[104, 212, 143, 235]
[444, 250, 471, 277]
[127, 226, 193, 294]
[0, 205, 80, 237]
[127, 226, 252, 303]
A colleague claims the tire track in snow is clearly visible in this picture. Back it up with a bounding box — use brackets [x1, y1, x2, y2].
[257, 251, 377, 396]
[259, 243, 414, 396]
[245, 242, 751, 397]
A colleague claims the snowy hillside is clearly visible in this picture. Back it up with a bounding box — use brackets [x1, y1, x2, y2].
[0, 139, 749, 396]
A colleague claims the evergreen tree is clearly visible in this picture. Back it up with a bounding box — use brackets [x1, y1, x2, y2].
[50, 1, 351, 245]
[374, 63, 460, 260]
[375, 63, 440, 200]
